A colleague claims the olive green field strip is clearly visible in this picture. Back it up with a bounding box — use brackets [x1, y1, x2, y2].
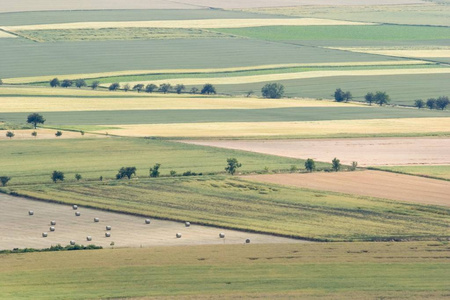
[1, 242, 449, 299]
[1, 107, 448, 127]
[0, 38, 408, 78]
[5, 176, 449, 242]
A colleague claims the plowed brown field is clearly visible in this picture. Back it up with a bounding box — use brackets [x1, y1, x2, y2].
[244, 171, 450, 207]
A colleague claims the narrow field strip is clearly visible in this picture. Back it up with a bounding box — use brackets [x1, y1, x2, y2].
[0, 129, 101, 140]
[95, 118, 450, 138]
[2, 61, 428, 84]
[0, 30, 16, 38]
[0, 97, 357, 113]
[243, 171, 450, 207]
[1, 18, 373, 32]
[331, 48, 450, 58]
[116, 67, 450, 86]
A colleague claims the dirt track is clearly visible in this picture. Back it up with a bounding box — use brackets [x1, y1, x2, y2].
[0, 194, 303, 250]
[184, 137, 450, 166]
[244, 170, 450, 207]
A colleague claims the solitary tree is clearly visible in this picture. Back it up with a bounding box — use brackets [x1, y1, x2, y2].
[334, 88, 345, 102]
[343, 91, 353, 102]
[149, 163, 161, 178]
[51, 171, 65, 183]
[133, 84, 144, 93]
[75, 173, 82, 181]
[304, 158, 316, 172]
[75, 79, 87, 88]
[6, 131, 14, 139]
[374, 91, 390, 106]
[55, 131, 62, 137]
[158, 83, 172, 94]
[109, 83, 120, 91]
[190, 87, 199, 94]
[426, 98, 436, 109]
[170, 170, 177, 177]
[225, 158, 242, 175]
[50, 78, 60, 87]
[0, 176, 11, 186]
[365, 92, 375, 105]
[123, 84, 131, 92]
[91, 81, 100, 90]
[201, 83, 216, 95]
[61, 79, 73, 88]
[332, 158, 341, 172]
[175, 84, 185, 94]
[116, 167, 136, 179]
[27, 113, 45, 129]
[145, 84, 157, 93]
[436, 96, 449, 110]
[261, 83, 285, 99]
[414, 99, 425, 109]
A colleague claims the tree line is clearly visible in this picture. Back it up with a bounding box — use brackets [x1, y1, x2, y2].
[414, 96, 449, 110]
[334, 88, 391, 106]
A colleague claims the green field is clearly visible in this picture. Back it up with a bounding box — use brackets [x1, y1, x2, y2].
[1, 242, 449, 299]
[376, 165, 450, 180]
[4, 176, 449, 241]
[1, 107, 448, 127]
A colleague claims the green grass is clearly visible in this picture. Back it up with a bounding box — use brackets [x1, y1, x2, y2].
[4, 176, 449, 241]
[375, 165, 450, 180]
[0, 242, 448, 299]
[214, 25, 450, 42]
[1, 107, 448, 127]
[0, 137, 315, 185]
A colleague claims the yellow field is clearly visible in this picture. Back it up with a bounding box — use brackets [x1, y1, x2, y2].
[331, 48, 450, 58]
[2, 18, 373, 32]
[0, 96, 358, 113]
[91, 117, 450, 138]
[116, 67, 450, 87]
[0, 31, 16, 38]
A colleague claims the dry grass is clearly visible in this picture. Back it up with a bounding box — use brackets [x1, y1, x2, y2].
[1, 61, 428, 84]
[331, 48, 450, 58]
[2, 18, 373, 32]
[116, 67, 450, 86]
[0, 97, 358, 113]
[92, 118, 450, 138]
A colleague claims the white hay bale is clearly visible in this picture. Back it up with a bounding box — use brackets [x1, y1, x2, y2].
[176, 233, 182, 238]
[50, 220, 56, 225]
[28, 210, 34, 215]
[105, 232, 111, 237]
[42, 232, 48, 237]
[145, 219, 151, 224]
[49, 226, 55, 232]
[185, 221, 190, 227]
[86, 236, 92, 241]
[219, 233, 225, 238]
[73, 205, 78, 210]
[75, 211, 81, 216]
[94, 217, 99, 222]
[106, 225, 112, 230]
[70, 240, 76, 245]
[245, 239, 251, 244]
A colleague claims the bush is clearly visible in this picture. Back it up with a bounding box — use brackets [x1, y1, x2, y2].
[304, 158, 316, 172]
[51, 171, 65, 183]
[0, 176, 11, 186]
[116, 167, 136, 179]
[261, 83, 284, 99]
[149, 163, 161, 178]
[109, 83, 120, 91]
[201, 83, 216, 95]
[332, 158, 341, 172]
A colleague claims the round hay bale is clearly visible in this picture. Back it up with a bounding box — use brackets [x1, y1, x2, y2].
[49, 226, 55, 232]
[176, 233, 182, 238]
[70, 240, 76, 245]
[185, 222, 190, 227]
[72, 205, 78, 210]
[75, 211, 81, 216]
[94, 217, 99, 222]
[219, 233, 225, 238]
[42, 232, 48, 237]
[105, 232, 111, 237]
[106, 225, 112, 231]
[145, 219, 151, 224]
[28, 210, 34, 216]
[86, 236, 92, 241]
[50, 220, 56, 225]
[245, 239, 251, 244]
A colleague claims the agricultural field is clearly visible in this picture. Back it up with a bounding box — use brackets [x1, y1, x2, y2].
[376, 165, 450, 180]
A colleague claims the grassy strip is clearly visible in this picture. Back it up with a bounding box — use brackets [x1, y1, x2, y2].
[3, 176, 449, 242]
[0, 242, 449, 299]
[369, 166, 450, 181]
[0, 244, 102, 254]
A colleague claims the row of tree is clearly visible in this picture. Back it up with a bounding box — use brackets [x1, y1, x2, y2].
[5, 130, 62, 139]
[334, 88, 391, 106]
[414, 96, 449, 110]
[108, 82, 217, 95]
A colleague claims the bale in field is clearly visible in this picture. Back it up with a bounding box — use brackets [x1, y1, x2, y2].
[73, 205, 78, 210]
[105, 232, 111, 237]
[185, 221, 190, 227]
[75, 211, 81, 216]
[219, 233, 225, 238]
[145, 219, 151, 224]
[28, 210, 34, 215]
[245, 239, 251, 244]
[70, 240, 76, 245]
[50, 220, 56, 225]
[86, 236, 92, 241]
[42, 232, 48, 237]
[94, 217, 99, 222]
[50, 226, 55, 232]
[176, 233, 182, 238]
[106, 225, 112, 230]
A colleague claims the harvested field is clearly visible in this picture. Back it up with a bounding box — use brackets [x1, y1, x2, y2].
[2, 18, 372, 32]
[99, 118, 450, 138]
[244, 171, 450, 207]
[117, 68, 450, 86]
[0, 194, 300, 250]
[0, 31, 16, 38]
[184, 137, 450, 166]
[0, 97, 358, 113]
[333, 48, 450, 58]
[0, 129, 99, 140]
